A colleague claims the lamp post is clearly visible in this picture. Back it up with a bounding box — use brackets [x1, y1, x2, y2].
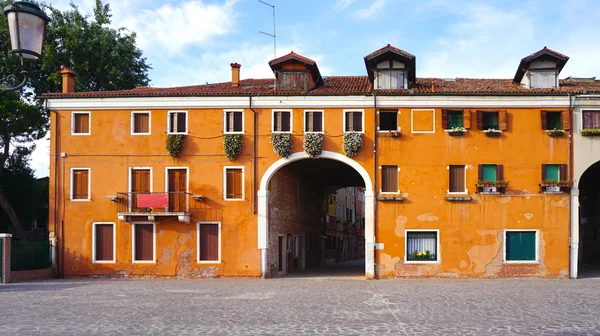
[1, 0, 50, 92]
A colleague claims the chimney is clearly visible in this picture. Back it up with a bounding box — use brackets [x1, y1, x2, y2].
[59, 66, 78, 93]
[231, 63, 241, 87]
[431, 81, 435, 93]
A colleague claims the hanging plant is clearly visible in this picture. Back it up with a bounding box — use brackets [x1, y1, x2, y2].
[166, 134, 184, 158]
[343, 132, 363, 157]
[271, 133, 292, 158]
[303, 133, 323, 158]
[224, 134, 243, 160]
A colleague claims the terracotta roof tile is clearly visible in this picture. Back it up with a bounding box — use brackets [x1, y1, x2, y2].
[365, 44, 415, 60]
[42, 76, 600, 99]
[268, 51, 315, 66]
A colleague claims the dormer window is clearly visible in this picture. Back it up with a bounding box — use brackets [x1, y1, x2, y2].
[365, 44, 416, 91]
[278, 71, 310, 91]
[268, 51, 323, 92]
[374, 60, 406, 89]
[513, 47, 568, 89]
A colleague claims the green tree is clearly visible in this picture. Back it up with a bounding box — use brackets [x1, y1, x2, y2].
[0, 0, 150, 238]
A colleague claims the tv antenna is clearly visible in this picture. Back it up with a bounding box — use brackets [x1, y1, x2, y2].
[259, 0, 276, 59]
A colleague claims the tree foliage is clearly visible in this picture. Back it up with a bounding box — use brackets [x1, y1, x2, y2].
[0, 0, 150, 238]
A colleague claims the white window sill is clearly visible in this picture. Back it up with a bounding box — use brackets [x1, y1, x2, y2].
[71, 133, 91, 136]
[92, 260, 116, 264]
[70, 198, 91, 202]
[272, 131, 292, 134]
[304, 131, 324, 134]
[404, 260, 441, 264]
[197, 260, 221, 264]
[167, 132, 188, 135]
[224, 131, 244, 135]
[224, 198, 245, 201]
[131, 132, 151, 136]
[503, 260, 539, 264]
[132, 260, 156, 264]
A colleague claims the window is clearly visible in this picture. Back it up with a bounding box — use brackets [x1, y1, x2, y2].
[542, 164, 567, 192]
[583, 110, 600, 129]
[531, 70, 556, 89]
[374, 60, 406, 89]
[542, 111, 562, 130]
[482, 111, 498, 130]
[278, 71, 309, 91]
[92, 222, 115, 263]
[344, 110, 363, 132]
[132, 223, 155, 263]
[379, 110, 398, 131]
[505, 230, 538, 262]
[481, 164, 498, 181]
[447, 110, 463, 129]
[304, 110, 323, 132]
[448, 165, 466, 193]
[224, 110, 243, 134]
[544, 164, 560, 180]
[197, 222, 220, 263]
[71, 112, 90, 135]
[70, 168, 90, 200]
[273, 110, 292, 133]
[405, 230, 438, 262]
[224, 167, 243, 200]
[167, 111, 187, 134]
[381, 165, 398, 193]
[131, 112, 150, 135]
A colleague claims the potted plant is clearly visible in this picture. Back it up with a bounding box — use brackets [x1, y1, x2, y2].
[412, 250, 431, 261]
[391, 130, 401, 138]
[476, 180, 508, 193]
[581, 129, 600, 136]
[271, 133, 292, 158]
[448, 126, 466, 136]
[559, 180, 574, 188]
[482, 128, 502, 137]
[303, 133, 323, 158]
[224, 134, 243, 160]
[343, 132, 363, 157]
[166, 134, 184, 158]
[545, 128, 564, 137]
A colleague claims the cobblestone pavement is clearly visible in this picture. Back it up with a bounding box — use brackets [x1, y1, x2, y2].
[1, 262, 600, 335]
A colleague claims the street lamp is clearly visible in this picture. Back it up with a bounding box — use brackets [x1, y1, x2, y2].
[1, 0, 50, 92]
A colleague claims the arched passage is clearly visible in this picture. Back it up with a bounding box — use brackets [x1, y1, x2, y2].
[258, 151, 375, 278]
[578, 161, 600, 277]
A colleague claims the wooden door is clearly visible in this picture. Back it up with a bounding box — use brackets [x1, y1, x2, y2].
[131, 169, 150, 211]
[278, 236, 285, 273]
[168, 169, 187, 212]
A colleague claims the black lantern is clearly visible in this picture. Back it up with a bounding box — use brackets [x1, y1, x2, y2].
[1, 0, 50, 92]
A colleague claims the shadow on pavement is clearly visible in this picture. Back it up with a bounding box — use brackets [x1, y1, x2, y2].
[284, 259, 366, 280]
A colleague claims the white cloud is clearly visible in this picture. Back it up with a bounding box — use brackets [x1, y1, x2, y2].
[334, 0, 356, 11]
[353, 0, 386, 20]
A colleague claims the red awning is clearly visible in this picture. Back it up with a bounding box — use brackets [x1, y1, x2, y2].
[137, 194, 168, 208]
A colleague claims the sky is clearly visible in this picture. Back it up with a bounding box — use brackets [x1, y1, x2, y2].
[30, 0, 600, 177]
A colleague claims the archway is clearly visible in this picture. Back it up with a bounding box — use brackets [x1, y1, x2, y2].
[258, 151, 375, 278]
[578, 161, 600, 277]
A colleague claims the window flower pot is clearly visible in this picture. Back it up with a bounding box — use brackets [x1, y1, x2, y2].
[483, 130, 502, 137]
[449, 131, 465, 136]
[581, 129, 600, 136]
[547, 130, 564, 137]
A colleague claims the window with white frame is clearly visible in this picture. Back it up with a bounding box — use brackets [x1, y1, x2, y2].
[131, 111, 150, 135]
[71, 112, 90, 135]
[167, 111, 187, 134]
[381, 165, 398, 193]
[379, 110, 398, 131]
[405, 230, 438, 262]
[92, 222, 115, 263]
[132, 223, 155, 263]
[273, 110, 292, 132]
[224, 110, 243, 133]
[448, 165, 467, 194]
[197, 222, 220, 263]
[374, 60, 407, 89]
[344, 110, 363, 132]
[504, 230, 538, 262]
[224, 167, 244, 200]
[304, 110, 323, 132]
[70, 168, 90, 200]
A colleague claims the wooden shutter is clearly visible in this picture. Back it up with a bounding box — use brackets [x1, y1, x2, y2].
[346, 112, 352, 132]
[497, 164, 504, 181]
[133, 113, 149, 133]
[541, 110, 547, 130]
[562, 110, 570, 130]
[226, 168, 242, 199]
[95, 224, 113, 261]
[314, 112, 323, 132]
[499, 110, 508, 131]
[541, 164, 547, 180]
[353, 112, 362, 132]
[282, 112, 291, 132]
[442, 109, 448, 129]
[73, 170, 89, 199]
[135, 224, 154, 261]
[168, 169, 186, 211]
[560, 164, 568, 180]
[476, 110, 483, 130]
[381, 165, 397, 192]
[449, 165, 465, 192]
[200, 223, 219, 261]
[234, 112, 243, 132]
[305, 112, 312, 132]
[75, 113, 89, 133]
[463, 109, 471, 129]
[478, 165, 483, 180]
[177, 113, 186, 133]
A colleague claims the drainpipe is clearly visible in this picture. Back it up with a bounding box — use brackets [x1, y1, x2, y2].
[249, 95, 258, 215]
[48, 107, 61, 277]
[568, 93, 579, 279]
[372, 92, 378, 277]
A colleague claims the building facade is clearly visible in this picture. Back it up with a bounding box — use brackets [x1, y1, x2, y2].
[44, 46, 600, 279]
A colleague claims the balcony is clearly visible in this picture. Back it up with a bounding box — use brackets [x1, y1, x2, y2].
[115, 192, 193, 223]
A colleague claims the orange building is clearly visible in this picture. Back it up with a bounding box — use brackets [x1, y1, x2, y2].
[43, 45, 600, 279]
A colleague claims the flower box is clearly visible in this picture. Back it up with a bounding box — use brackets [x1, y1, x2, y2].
[482, 129, 502, 137]
[391, 130, 401, 138]
[545, 129, 564, 137]
[581, 129, 600, 136]
[449, 131, 465, 136]
[476, 181, 508, 194]
[540, 180, 573, 193]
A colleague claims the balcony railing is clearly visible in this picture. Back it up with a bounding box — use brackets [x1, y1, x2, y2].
[116, 192, 192, 214]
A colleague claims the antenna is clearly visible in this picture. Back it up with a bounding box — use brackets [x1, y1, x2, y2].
[259, 0, 276, 59]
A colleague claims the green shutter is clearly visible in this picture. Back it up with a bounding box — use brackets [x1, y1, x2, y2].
[482, 165, 497, 181]
[545, 164, 560, 180]
[546, 112, 563, 130]
[448, 111, 464, 128]
[506, 231, 536, 261]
